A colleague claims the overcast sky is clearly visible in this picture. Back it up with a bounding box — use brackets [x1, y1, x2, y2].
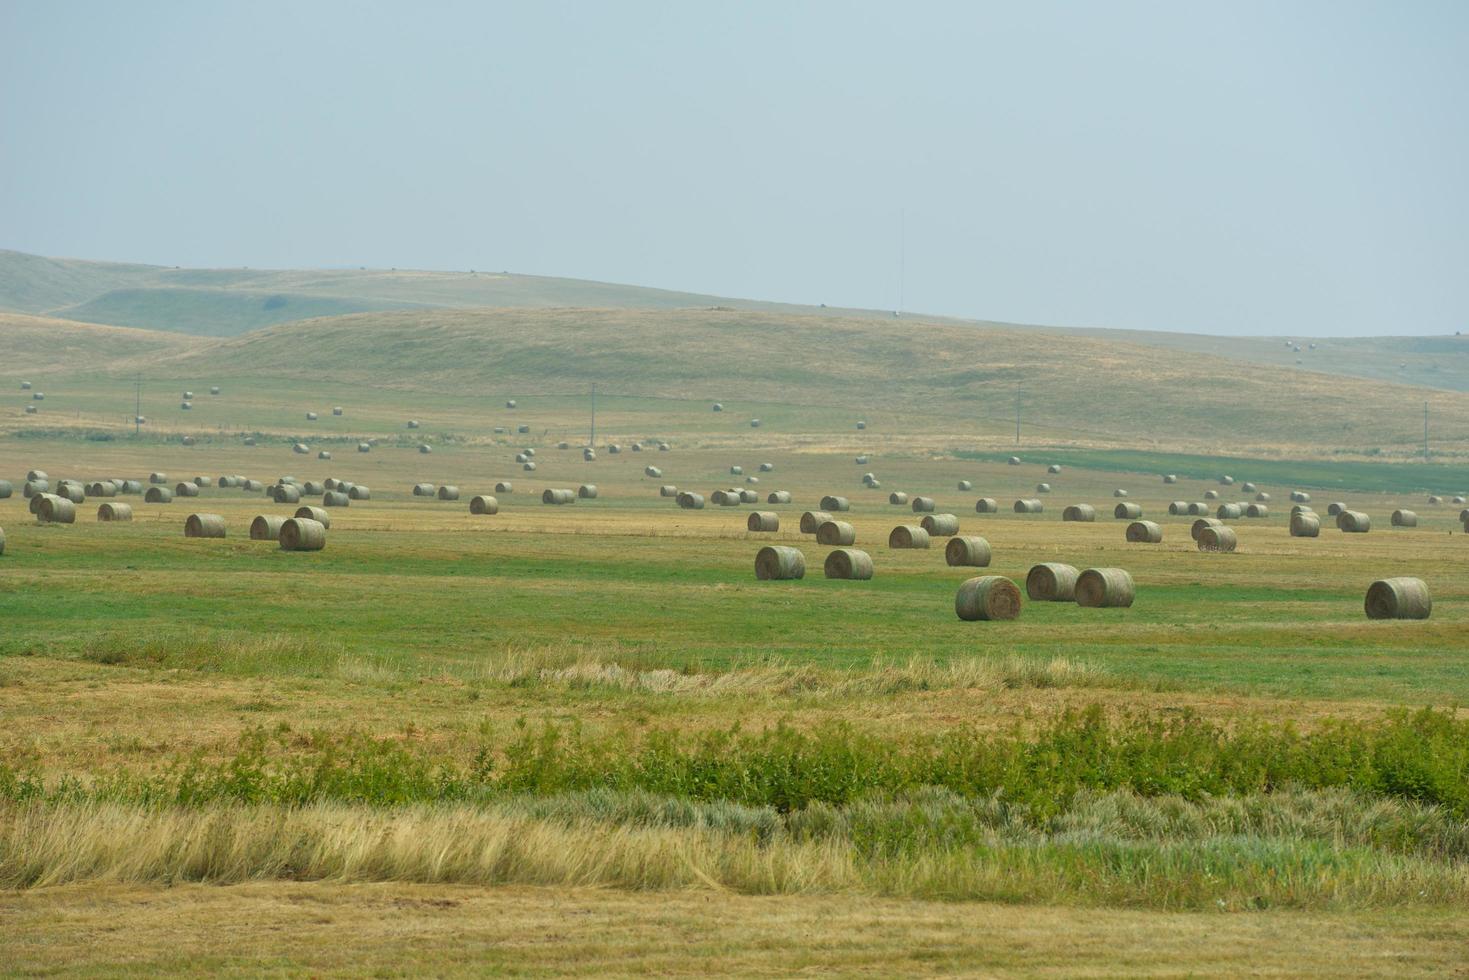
[2, 2, 1466, 336]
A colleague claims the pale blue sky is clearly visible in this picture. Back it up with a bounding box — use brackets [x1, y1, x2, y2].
[2, 1, 1465, 336]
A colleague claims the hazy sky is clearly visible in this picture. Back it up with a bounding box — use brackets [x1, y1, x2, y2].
[3, 2, 1466, 336]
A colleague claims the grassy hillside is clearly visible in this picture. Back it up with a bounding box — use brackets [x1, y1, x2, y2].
[0, 312, 201, 374]
[50, 287, 425, 337]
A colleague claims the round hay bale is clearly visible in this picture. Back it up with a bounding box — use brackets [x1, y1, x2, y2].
[1255, 492, 1272, 503]
[0, 480, 10, 499]
[1187, 502, 1210, 516]
[758, 462, 777, 474]
[1427, 495, 1442, 505]
[1245, 503, 1269, 518]
[645, 466, 663, 478]
[1013, 498, 1043, 514]
[495, 482, 514, 494]
[20, 381, 30, 389]
[172, 482, 199, 499]
[1453, 496, 1466, 505]
[332, 407, 343, 416]
[889, 491, 909, 506]
[1290, 512, 1320, 537]
[515, 453, 529, 464]
[120, 480, 143, 495]
[294, 506, 331, 528]
[1163, 474, 1178, 484]
[217, 476, 238, 489]
[1113, 489, 1129, 498]
[957, 480, 973, 491]
[97, 502, 133, 522]
[855, 456, 871, 466]
[1365, 577, 1431, 620]
[1461, 507, 1469, 523]
[1216, 503, 1242, 520]
[1167, 501, 1188, 515]
[243, 437, 255, 447]
[1390, 510, 1417, 527]
[306, 412, 318, 421]
[250, 515, 285, 540]
[974, 497, 999, 514]
[317, 451, 332, 461]
[1114, 502, 1142, 520]
[739, 489, 758, 504]
[749, 419, 761, 428]
[1062, 504, 1096, 523]
[820, 495, 851, 512]
[26, 469, 47, 483]
[290, 443, 310, 455]
[1241, 482, 1257, 494]
[955, 576, 1022, 621]
[662, 485, 681, 498]
[1203, 490, 1219, 500]
[542, 488, 576, 505]
[407, 420, 420, 429]
[322, 490, 350, 507]
[1290, 504, 1314, 515]
[506, 399, 517, 409]
[280, 517, 326, 552]
[1197, 525, 1237, 552]
[29, 492, 57, 515]
[911, 496, 935, 513]
[24, 405, 37, 414]
[522, 461, 537, 472]
[920, 513, 959, 536]
[816, 519, 856, 545]
[578, 484, 598, 499]
[631, 443, 643, 452]
[888, 525, 931, 549]
[1126, 520, 1162, 543]
[658, 443, 671, 451]
[1190, 517, 1223, 541]
[712, 403, 723, 412]
[1036, 483, 1051, 493]
[302, 481, 325, 496]
[1327, 502, 1347, 517]
[1047, 464, 1061, 474]
[745, 476, 760, 485]
[1219, 475, 1235, 486]
[184, 513, 226, 538]
[581, 449, 595, 462]
[856, 420, 866, 429]
[823, 548, 873, 580]
[1008, 456, 1021, 466]
[57, 484, 85, 503]
[144, 487, 173, 504]
[766, 490, 791, 504]
[419, 445, 433, 455]
[728, 465, 744, 476]
[470, 495, 499, 515]
[21, 479, 49, 497]
[1291, 491, 1311, 503]
[800, 511, 833, 534]
[412, 483, 434, 496]
[243, 479, 263, 492]
[1026, 563, 1078, 601]
[271, 484, 300, 504]
[1076, 568, 1135, 608]
[945, 535, 992, 567]
[677, 491, 705, 509]
[87, 481, 117, 498]
[180, 401, 192, 411]
[712, 490, 740, 506]
[1337, 511, 1371, 533]
[755, 545, 804, 580]
[748, 511, 779, 532]
[357, 443, 371, 453]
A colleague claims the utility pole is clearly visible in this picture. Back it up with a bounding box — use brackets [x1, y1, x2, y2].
[134, 374, 142, 436]
[589, 383, 596, 449]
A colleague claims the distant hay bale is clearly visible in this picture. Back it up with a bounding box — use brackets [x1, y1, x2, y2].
[470, 495, 499, 515]
[322, 490, 350, 507]
[955, 576, 1022, 621]
[1219, 475, 1235, 486]
[1365, 577, 1431, 620]
[173, 481, 199, 499]
[56, 484, 85, 503]
[20, 381, 30, 389]
[243, 479, 263, 492]
[148, 472, 166, 485]
[523, 461, 537, 471]
[1427, 495, 1442, 505]
[578, 484, 598, 499]
[333, 407, 343, 416]
[348, 485, 371, 500]
[272, 484, 300, 504]
[306, 412, 318, 421]
[0, 481, 10, 500]
[749, 419, 761, 428]
[294, 506, 330, 528]
[243, 437, 255, 447]
[1013, 498, 1043, 514]
[358, 443, 371, 453]
[712, 490, 741, 506]
[816, 519, 856, 545]
[1390, 510, 1418, 527]
[1190, 517, 1223, 541]
[1113, 489, 1128, 498]
[557, 441, 569, 450]
[945, 535, 992, 567]
[856, 420, 866, 430]
[24, 405, 37, 414]
[412, 483, 435, 496]
[1186, 502, 1209, 516]
[645, 466, 663, 478]
[542, 488, 576, 505]
[1246, 504, 1269, 519]
[741, 488, 759, 504]
[183, 391, 194, 400]
[1291, 491, 1311, 503]
[662, 485, 680, 498]
[957, 480, 973, 491]
[1126, 520, 1163, 543]
[184, 513, 226, 539]
[1114, 502, 1143, 519]
[211, 386, 221, 395]
[766, 490, 791, 504]
[87, 481, 117, 498]
[292, 443, 309, 455]
[974, 497, 998, 514]
[888, 524, 930, 549]
[855, 455, 869, 465]
[97, 502, 133, 523]
[606, 443, 620, 453]
[631, 443, 643, 452]
[1337, 511, 1371, 533]
[889, 492, 909, 506]
[1163, 474, 1178, 484]
[1062, 504, 1096, 523]
[862, 473, 878, 487]
[800, 511, 834, 534]
[1197, 525, 1237, 552]
[1048, 464, 1061, 474]
[582, 449, 595, 462]
[820, 495, 851, 512]
[1008, 456, 1021, 466]
[1203, 490, 1219, 500]
[747, 511, 779, 532]
[419, 445, 433, 455]
[182, 436, 197, 446]
[676, 491, 705, 509]
[302, 481, 325, 496]
[317, 451, 332, 461]
[437, 486, 460, 500]
[920, 513, 959, 536]
[755, 545, 804, 580]
[180, 402, 192, 411]
[1327, 502, 1347, 516]
[1290, 504, 1314, 515]
[250, 515, 286, 540]
[1289, 512, 1320, 537]
[911, 496, 935, 513]
[407, 420, 420, 429]
[279, 518, 326, 552]
[1076, 568, 1135, 608]
[495, 482, 513, 494]
[658, 442, 671, 451]
[144, 487, 173, 504]
[120, 479, 143, 494]
[1255, 492, 1271, 502]
[1242, 482, 1257, 493]
[1453, 496, 1466, 505]
[217, 476, 238, 489]
[506, 400, 517, 409]
[729, 465, 744, 475]
[1036, 483, 1051, 493]
[26, 469, 48, 483]
[515, 453, 529, 464]
[712, 403, 723, 412]
[745, 476, 760, 485]
[1026, 563, 1078, 602]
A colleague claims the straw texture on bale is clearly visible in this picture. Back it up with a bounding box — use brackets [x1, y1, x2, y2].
[823, 548, 873, 580]
[1114, 502, 1142, 520]
[322, 490, 350, 507]
[578, 485, 598, 499]
[816, 519, 856, 545]
[1025, 563, 1078, 602]
[799, 511, 833, 534]
[411, 483, 434, 496]
[29, 493, 56, 515]
[542, 489, 576, 505]
[1216, 503, 1242, 519]
[888, 492, 909, 505]
[184, 513, 226, 539]
[758, 462, 774, 472]
[1013, 498, 1043, 513]
[1327, 502, 1347, 516]
[1163, 474, 1178, 484]
[144, 487, 173, 503]
[1245, 504, 1269, 518]
[766, 490, 791, 504]
[97, 502, 133, 522]
[1190, 517, 1223, 541]
[435, 486, 460, 501]
[469, 495, 499, 515]
[57, 484, 85, 503]
[87, 481, 117, 498]
[819, 495, 851, 513]
[888, 525, 930, 549]
[1187, 502, 1209, 516]
[120, 480, 143, 494]
[1036, 483, 1051, 493]
[294, 506, 330, 528]
[250, 515, 285, 540]
[1076, 568, 1135, 608]
[920, 513, 959, 536]
[272, 484, 300, 504]
[1337, 511, 1371, 533]
[1204, 490, 1219, 500]
[0, 481, 10, 500]
[1364, 577, 1431, 620]
[711, 490, 739, 506]
[645, 466, 663, 478]
[957, 480, 973, 491]
[1290, 512, 1321, 537]
[1391, 510, 1418, 527]
[302, 481, 325, 496]
[1048, 464, 1061, 474]
[660, 485, 680, 497]
[1197, 526, 1238, 552]
[1291, 491, 1311, 502]
[676, 492, 705, 509]
[1126, 520, 1163, 543]
[974, 497, 998, 513]
[955, 576, 1022, 621]
[754, 546, 804, 580]
[279, 518, 326, 552]
[1062, 504, 1096, 523]
[747, 511, 779, 532]
[1113, 489, 1129, 498]
[944, 535, 992, 567]
[911, 496, 935, 513]
[854, 456, 868, 465]
[1167, 501, 1188, 515]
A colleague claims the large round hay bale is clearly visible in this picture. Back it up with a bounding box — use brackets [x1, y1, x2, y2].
[1245, 504, 1269, 519]
[911, 496, 935, 513]
[888, 524, 930, 549]
[1203, 489, 1219, 501]
[748, 511, 779, 532]
[184, 513, 226, 538]
[1114, 502, 1143, 520]
[738, 489, 759, 504]
[97, 502, 133, 522]
[1163, 474, 1178, 484]
[294, 506, 330, 528]
[169, 482, 198, 500]
[1290, 490, 1311, 503]
[1036, 483, 1051, 493]
[1290, 512, 1321, 537]
[1008, 456, 1021, 466]
[1112, 489, 1129, 498]
[302, 481, 325, 496]
[1197, 525, 1237, 552]
[677, 491, 705, 510]
[957, 480, 973, 491]
[56, 484, 85, 503]
[87, 481, 117, 498]
[280, 517, 326, 552]
[119, 479, 143, 495]
[711, 403, 723, 412]
[1216, 503, 1242, 520]
[861, 474, 878, 487]
[1026, 563, 1078, 601]
[1047, 464, 1061, 474]
[755, 545, 804, 580]
[26, 469, 48, 483]
[1013, 498, 1043, 514]
[1290, 504, 1314, 515]
[887, 491, 909, 506]
[645, 466, 663, 478]
[407, 420, 420, 429]
[749, 419, 761, 428]
[974, 497, 998, 514]
[1327, 502, 1347, 517]
[1076, 568, 1135, 608]
[250, 515, 285, 540]
[243, 479, 263, 492]
[1365, 578, 1431, 620]
[332, 406, 343, 416]
[766, 490, 791, 504]
[1167, 501, 1188, 515]
[1391, 510, 1418, 527]
[1461, 507, 1469, 523]
[1190, 517, 1223, 541]
[322, 490, 350, 507]
[574, 484, 597, 499]
[271, 484, 299, 504]
[29, 492, 56, 515]
[920, 513, 959, 536]
[1427, 495, 1442, 505]
[522, 461, 538, 471]
[824, 548, 873, 580]
[1062, 504, 1096, 523]
[1126, 520, 1162, 543]
[436, 485, 460, 501]
[945, 535, 992, 567]
[955, 576, 1022, 621]
[660, 485, 680, 498]
[470, 495, 499, 515]
[820, 495, 851, 512]
[0, 480, 11, 500]
[144, 486, 173, 503]
[854, 455, 868, 465]
[1186, 502, 1209, 516]
[412, 483, 434, 496]
[495, 482, 514, 494]
[799, 511, 833, 534]
[816, 519, 856, 545]
[542, 488, 576, 505]
[1337, 511, 1371, 533]
[711, 489, 738, 506]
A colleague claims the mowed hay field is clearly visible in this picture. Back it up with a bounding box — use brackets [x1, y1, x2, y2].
[4, 363, 1469, 974]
